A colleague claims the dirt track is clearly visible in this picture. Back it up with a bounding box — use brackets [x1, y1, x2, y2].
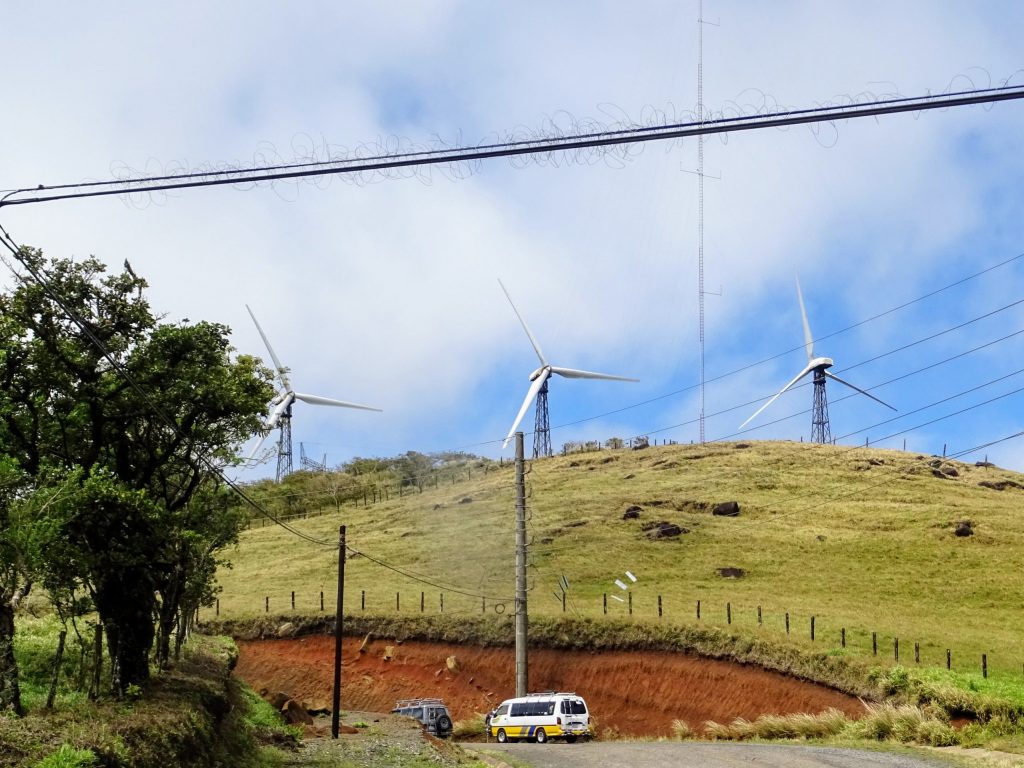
[235, 635, 866, 737]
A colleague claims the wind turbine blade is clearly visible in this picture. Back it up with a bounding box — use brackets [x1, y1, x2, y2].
[795, 275, 814, 363]
[739, 362, 817, 429]
[823, 371, 897, 411]
[550, 366, 639, 382]
[294, 392, 383, 412]
[502, 369, 550, 448]
[248, 431, 270, 461]
[498, 279, 547, 367]
[246, 304, 291, 389]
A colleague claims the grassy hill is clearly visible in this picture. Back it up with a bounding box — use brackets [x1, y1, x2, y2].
[216, 440, 1024, 677]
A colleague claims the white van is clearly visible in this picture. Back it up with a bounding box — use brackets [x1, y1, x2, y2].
[488, 691, 591, 743]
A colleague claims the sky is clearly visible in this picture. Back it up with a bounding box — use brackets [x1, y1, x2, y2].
[3, 1, 1024, 481]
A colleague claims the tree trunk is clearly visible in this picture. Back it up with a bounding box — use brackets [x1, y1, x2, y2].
[0, 598, 24, 716]
[94, 571, 155, 695]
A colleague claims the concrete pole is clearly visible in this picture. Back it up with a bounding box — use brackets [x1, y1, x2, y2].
[514, 432, 528, 697]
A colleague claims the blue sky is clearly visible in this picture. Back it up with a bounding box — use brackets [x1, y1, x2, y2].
[3, 2, 1024, 480]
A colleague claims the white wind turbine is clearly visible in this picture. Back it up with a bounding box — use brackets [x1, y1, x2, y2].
[739, 276, 895, 443]
[246, 305, 381, 482]
[499, 279, 638, 458]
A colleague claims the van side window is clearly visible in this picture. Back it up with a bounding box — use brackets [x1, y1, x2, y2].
[510, 702, 526, 717]
[560, 701, 570, 715]
[546, 702, 555, 716]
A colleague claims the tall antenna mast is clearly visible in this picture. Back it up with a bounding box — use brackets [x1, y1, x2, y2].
[697, 0, 706, 444]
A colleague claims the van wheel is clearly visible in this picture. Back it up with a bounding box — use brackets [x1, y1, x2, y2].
[496, 729, 508, 744]
[535, 728, 547, 744]
[565, 735, 577, 743]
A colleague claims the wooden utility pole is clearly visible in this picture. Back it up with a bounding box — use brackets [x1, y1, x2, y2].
[331, 525, 346, 739]
[514, 432, 528, 697]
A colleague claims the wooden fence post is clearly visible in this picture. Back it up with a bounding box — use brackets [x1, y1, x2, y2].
[872, 633, 877, 655]
[946, 649, 951, 669]
[696, 600, 701, 620]
[291, 591, 295, 610]
[658, 595, 662, 619]
[841, 627, 846, 647]
[420, 591, 425, 612]
[603, 594, 607, 615]
[757, 605, 762, 626]
[983, 654, 988, 678]
[628, 592, 633, 616]
[914, 642, 919, 663]
[396, 592, 400, 612]
[811, 616, 815, 641]
[215, 599, 220, 617]
[361, 590, 365, 610]
[727, 602, 731, 625]
[320, 591, 324, 611]
[894, 637, 899, 662]
[785, 612, 790, 635]
[265, 596, 269, 613]
[440, 593, 444, 613]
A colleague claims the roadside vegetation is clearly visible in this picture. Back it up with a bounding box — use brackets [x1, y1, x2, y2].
[1, 623, 297, 767]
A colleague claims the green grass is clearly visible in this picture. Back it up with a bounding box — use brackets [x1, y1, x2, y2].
[2, 620, 299, 768]
[216, 441, 1024, 678]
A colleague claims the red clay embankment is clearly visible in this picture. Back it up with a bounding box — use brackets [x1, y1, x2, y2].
[235, 635, 865, 737]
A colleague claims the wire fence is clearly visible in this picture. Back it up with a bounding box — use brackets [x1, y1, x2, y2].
[207, 587, 1016, 681]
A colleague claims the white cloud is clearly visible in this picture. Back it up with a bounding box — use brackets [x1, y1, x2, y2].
[4, 1, 1024, 477]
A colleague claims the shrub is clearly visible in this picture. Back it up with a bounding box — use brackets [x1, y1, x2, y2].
[671, 719, 694, 740]
[33, 745, 99, 768]
[452, 713, 486, 739]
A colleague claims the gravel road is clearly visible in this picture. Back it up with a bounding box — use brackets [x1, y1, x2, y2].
[467, 742, 953, 768]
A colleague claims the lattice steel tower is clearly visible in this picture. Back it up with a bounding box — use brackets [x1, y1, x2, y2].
[810, 368, 831, 444]
[276, 403, 294, 482]
[533, 378, 552, 458]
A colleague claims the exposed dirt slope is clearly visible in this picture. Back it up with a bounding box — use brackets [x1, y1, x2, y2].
[235, 636, 865, 737]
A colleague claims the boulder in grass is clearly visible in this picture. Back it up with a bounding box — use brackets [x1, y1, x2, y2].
[713, 501, 740, 517]
[643, 521, 687, 539]
[954, 520, 974, 537]
[622, 505, 642, 520]
[717, 567, 745, 579]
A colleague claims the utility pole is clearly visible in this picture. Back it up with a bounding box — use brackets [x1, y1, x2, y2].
[331, 525, 346, 739]
[514, 432, 528, 697]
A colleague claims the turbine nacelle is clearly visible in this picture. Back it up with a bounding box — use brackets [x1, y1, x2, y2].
[809, 356, 834, 370]
[529, 366, 550, 382]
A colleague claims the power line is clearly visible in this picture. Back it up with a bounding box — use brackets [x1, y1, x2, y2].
[3, 84, 1024, 209]
[347, 544, 513, 602]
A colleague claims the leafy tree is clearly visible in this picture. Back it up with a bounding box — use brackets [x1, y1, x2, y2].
[0, 457, 30, 714]
[0, 248, 273, 693]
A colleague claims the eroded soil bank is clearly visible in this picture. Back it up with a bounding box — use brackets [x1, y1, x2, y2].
[235, 635, 865, 737]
